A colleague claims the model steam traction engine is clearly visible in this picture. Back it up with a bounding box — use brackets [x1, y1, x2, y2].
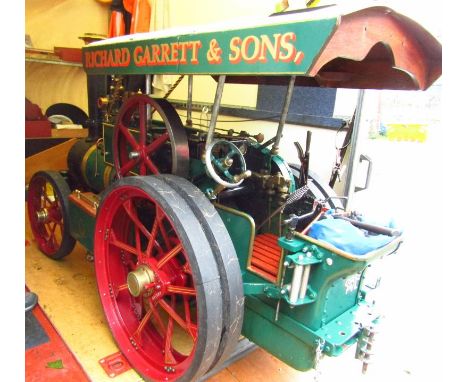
[27, 5, 441, 382]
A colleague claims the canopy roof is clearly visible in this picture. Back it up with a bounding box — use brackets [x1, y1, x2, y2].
[83, 4, 441, 90]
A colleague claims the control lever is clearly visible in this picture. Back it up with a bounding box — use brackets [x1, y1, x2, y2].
[294, 130, 312, 187]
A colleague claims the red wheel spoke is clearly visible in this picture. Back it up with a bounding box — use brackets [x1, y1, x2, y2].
[149, 300, 168, 336]
[183, 295, 192, 327]
[146, 217, 163, 257]
[139, 160, 147, 176]
[156, 206, 171, 249]
[182, 263, 192, 275]
[134, 309, 152, 343]
[118, 123, 139, 151]
[159, 299, 186, 330]
[159, 298, 196, 341]
[49, 213, 62, 225]
[119, 157, 140, 176]
[109, 230, 138, 256]
[48, 221, 58, 236]
[139, 102, 148, 147]
[123, 200, 152, 241]
[58, 221, 64, 236]
[44, 192, 54, 206]
[145, 132, 169, 155]
[47, 224, 58, 249]
[166, 286, 196, 296]
[182, 296, 197, 341]
[164, 296, 177, 364]
[143, 156, 160, 175]
[135, 217, 142, 258]
[188, 323, 198, 341]
[156, 243, 182, 270]
[114, 283, 129, 298]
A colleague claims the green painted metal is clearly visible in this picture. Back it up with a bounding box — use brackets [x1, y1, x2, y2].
[274, 236, 401, 331]
[278, 236, 304, 252]
[82, 144, 115, 192]
[69, 201, 96, 253]
[216, 206, 282, 285]
[243, 283, 281, 298]
[82, 17, 337, 76]
[215, 206, 252, 279]
[286, 251, 322, 266]
[243, 293, 379, 369]
[242, 300, 318, 371]
[189, 158, 206, 180]
[233, 224, 400, 370]
[103, 123, 115, 165]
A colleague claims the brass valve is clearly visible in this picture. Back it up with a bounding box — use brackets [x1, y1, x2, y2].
[98, 97, 109, 108]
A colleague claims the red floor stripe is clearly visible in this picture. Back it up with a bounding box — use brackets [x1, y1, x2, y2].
[25, 301, 90, 382]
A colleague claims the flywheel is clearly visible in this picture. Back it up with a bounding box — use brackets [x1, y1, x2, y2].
[113, 95, 189, 179]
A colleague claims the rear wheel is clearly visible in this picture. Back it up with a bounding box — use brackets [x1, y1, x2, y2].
[27, 171, 76, 259]
[94, 176, 224, 381]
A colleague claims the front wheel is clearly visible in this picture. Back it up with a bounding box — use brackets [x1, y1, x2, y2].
[27, 171, 76, 259]
[94, 176, 225, 382]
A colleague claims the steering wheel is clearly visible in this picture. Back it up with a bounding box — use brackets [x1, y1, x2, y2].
[205, 139, 251, 188]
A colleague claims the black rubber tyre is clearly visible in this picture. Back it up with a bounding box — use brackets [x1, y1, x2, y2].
[158, 174, 245, 372]
[27, 171, 76, 259]
[94, 176, 225, 382]
[45, 103, 88, 125]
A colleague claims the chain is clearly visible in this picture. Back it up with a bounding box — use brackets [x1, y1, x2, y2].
[163, 75, 185, 99]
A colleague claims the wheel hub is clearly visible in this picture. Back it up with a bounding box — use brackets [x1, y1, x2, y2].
[36, 209, 49, 223]
[128, 151, 141, 160]
[127, 265, 155, 297]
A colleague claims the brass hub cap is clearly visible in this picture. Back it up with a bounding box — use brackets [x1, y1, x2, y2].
[36, 209, 49, 223]
[127, 265, 155, 297]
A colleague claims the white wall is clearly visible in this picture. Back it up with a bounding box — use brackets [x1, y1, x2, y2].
[25, 0, 109, 113]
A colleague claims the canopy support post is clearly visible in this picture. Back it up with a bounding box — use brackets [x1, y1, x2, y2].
[272, 76, 296, 155]
[187, 75, 193, 126]
[145, 74, 152, 95]
[145, 74, 153, 121]
[206, 75, 226, 149]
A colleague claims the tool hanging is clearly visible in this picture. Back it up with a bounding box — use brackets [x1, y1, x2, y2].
[329, 112, 355, 188]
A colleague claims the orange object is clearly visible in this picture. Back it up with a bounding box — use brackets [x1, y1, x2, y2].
[250, 234, 282, 282]
[53, 47, 82, 63]
[99, 352, 132, 378]
[108, 10, 126, 38]
[125, 0, 151, 34]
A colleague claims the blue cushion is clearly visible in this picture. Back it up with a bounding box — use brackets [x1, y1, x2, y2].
[308, 218, 394, 255]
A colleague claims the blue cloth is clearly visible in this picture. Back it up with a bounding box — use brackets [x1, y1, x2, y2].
[308, 218, 394, 255]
